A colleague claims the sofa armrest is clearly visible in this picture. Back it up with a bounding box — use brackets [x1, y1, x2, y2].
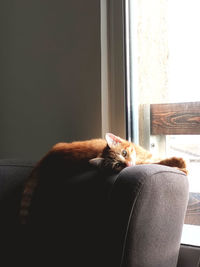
[107, 164, 189, 267]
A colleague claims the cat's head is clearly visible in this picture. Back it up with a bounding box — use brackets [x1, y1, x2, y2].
[89, 133, 136, 173]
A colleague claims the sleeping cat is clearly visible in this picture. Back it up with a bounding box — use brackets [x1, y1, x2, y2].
[19, 133, 187, 224]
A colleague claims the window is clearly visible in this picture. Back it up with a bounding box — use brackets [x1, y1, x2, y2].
[125, 0, 200, 246]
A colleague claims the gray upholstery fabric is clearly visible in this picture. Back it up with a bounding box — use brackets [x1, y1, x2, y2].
[0, 160, 189, 267]
[110, 165, 189, 267]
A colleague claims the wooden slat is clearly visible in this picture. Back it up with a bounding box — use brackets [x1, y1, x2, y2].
[150, 102, 200, 135]
[184, 192, 200, 226]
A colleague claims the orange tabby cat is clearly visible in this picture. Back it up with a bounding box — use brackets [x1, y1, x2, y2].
[19, 133, 187, 224]
[19, 133, 135, 224]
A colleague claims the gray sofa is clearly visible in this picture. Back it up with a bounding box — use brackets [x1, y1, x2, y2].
[0, 159, 189, 267]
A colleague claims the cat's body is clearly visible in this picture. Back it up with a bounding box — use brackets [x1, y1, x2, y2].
[19, 133, 137, 224]
[19, 133, 187, 225]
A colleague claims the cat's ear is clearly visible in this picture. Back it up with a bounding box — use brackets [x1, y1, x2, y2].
[105, 133, 123, 148]
[89, 158, 104, 168]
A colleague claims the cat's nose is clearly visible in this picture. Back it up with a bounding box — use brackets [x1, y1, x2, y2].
[127, 161, 134, 167]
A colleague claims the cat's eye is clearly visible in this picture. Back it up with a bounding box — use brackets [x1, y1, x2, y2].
[122, 150, 127, 157]
[115, 162, 121, 168]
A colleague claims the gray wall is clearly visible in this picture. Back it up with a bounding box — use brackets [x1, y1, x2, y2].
[0, 0, 101, 160]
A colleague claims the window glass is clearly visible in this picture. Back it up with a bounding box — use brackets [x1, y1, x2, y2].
[168, 0, 200, 103]
[126, 0, 200, 246]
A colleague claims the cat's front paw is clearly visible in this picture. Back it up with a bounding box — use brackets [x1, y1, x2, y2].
[177, 167, 188, 175]
[157, 157, 187, 169]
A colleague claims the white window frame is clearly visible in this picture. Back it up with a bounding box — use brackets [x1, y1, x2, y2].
[100, 0, 126, 139]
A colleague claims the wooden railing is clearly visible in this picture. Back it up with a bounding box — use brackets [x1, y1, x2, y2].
[150, 101, 200, 135]
[150, 101, 200, 226]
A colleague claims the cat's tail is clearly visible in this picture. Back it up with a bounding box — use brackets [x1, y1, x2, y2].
[19, 168, 39, 225]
